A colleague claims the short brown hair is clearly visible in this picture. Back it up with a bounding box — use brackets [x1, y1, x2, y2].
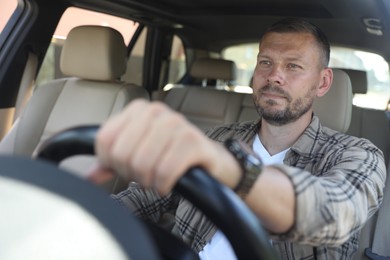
[261, 18, 330, 69]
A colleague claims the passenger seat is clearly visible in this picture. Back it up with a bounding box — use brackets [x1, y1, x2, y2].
[0, 25, 149, 191]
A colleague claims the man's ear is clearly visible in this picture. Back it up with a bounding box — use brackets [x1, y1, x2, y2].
[317, 68, 333, 97]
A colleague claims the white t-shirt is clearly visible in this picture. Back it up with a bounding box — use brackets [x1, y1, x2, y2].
[199, 135, 289, 259]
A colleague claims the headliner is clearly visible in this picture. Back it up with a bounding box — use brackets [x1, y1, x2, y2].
[65, 0, 390, 60]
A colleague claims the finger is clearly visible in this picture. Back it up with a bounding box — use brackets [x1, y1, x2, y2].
[96, 99, 150, 169]
[131, 108, 188, 188]
[153, 131, 242, 195]
[104, 101, 169, 181]
[152, 123, 211, 195]
[88, 167, 116, 185]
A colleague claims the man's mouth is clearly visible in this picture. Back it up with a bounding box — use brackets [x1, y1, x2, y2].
[259, 85, 292, 102]
[262, 92, 286, 99]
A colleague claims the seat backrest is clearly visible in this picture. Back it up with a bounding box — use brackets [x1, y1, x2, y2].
[163, 87, 250, 132]
[0, 25, 149, 157]
[189, 58, 237, 86]
[312, 69, 353, 133]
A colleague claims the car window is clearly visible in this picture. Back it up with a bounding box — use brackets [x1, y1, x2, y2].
[0, 0, 18, 33]
[223, 44, 390, 110]
[329, 47, 390, 110]
[123, 30, 186, 87]
[36, 7, 140, 86]
[223, 43, 258, 87]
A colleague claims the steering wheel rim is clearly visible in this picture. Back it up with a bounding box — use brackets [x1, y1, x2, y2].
[36, 125, 278, 260]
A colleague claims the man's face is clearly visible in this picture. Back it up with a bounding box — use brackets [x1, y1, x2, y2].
[252, 32, 326, 126]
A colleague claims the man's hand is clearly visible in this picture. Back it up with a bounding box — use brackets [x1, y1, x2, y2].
[94, 99, 241, 195]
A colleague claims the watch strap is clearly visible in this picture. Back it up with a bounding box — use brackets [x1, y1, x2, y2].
[224, 138, 263, 198]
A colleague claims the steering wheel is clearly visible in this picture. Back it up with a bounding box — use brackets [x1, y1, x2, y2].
[36, 125, 278, 260]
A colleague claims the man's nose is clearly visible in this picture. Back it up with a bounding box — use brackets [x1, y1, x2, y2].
[267, 65, 284, 85]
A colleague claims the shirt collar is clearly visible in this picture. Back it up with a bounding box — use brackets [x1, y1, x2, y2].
[240, 115, 322, 159]
[288, 115, 322, 159]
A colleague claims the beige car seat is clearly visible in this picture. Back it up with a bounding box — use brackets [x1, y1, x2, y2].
[0, 25, 149, 186]
[159, 58, 243, 132]
[189, 57, 237, 87]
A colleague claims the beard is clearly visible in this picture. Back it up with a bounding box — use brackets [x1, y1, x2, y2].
[253, 84, 315, 126]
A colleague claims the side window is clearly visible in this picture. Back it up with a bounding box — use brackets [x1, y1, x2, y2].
[167, 35, 186, 84]
[223, 43, 257, 87]
[329, 47, 390, 110]
[0, 0, 18, 33]
[36, 7, 140, 86]
[222, 44, 257, 93]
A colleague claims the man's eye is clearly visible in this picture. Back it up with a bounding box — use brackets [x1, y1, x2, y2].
[287, 63, 301, 69]
[259, 60, 271, 66]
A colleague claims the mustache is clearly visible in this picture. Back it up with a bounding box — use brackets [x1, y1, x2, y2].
[259, 84, 292, 102]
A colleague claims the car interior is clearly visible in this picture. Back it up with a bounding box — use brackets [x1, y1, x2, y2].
[0, 0, 389, 259]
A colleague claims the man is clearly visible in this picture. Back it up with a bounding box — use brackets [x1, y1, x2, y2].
[93, 18, 386, 259]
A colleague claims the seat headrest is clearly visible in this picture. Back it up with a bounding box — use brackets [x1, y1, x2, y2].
[189, 58, 237, 81]
[313, 69, 353, 133]
[339, 68, 368, 94]
[60, 25, 127, 81]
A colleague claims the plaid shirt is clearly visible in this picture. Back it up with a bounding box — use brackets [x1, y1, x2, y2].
[112, 115, 386, 259]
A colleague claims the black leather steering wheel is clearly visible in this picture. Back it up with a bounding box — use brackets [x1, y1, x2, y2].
[36, 125, 278, 260]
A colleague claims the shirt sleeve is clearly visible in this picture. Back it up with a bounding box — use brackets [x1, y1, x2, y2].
[271, 139, 386, 246]
[111, 182, 180, 223]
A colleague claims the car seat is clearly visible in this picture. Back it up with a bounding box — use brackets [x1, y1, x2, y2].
[0, 25, 149, 187]
[339, 69, 390, 166]
[154, 58, 240, 131]
[189, 57, 237, 87]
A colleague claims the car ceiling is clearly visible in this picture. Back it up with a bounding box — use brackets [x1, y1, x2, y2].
[63, 0, 390, 60]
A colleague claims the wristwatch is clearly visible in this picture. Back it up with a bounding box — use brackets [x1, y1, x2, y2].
[224, 138, 263, 198]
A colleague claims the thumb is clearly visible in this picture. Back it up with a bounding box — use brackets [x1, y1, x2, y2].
[87, 163, 116, 185]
